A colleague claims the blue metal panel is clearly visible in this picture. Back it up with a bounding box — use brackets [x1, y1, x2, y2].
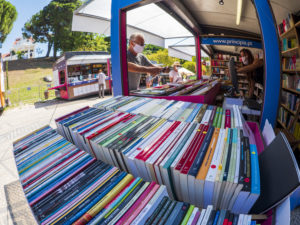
[253, 0, 281, 129]
[111, 0, 123, 96]
[201, 37, 262, 49]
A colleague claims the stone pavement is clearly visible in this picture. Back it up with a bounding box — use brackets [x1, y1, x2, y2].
[0, 95, 110, 225]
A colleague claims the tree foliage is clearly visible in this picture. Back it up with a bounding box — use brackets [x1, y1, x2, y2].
[23, 0, 110, 58]
[143, 44, 164, 55]
[147, 49, 181, 67]
[0, 0, 17, 43]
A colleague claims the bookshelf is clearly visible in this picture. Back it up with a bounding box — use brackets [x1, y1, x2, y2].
[211, 53, 242, 80]
[277, 13, 300, 151]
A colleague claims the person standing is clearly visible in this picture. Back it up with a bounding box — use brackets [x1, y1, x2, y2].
[169, 62, 182, 83]
[127, 33, 169, 91]
[98, 69, 106, 98]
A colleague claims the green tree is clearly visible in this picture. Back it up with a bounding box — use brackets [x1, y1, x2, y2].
[147, 49, 181, 67]
[0, 0, 17, 44]
[182, 61, 196, 73]
[23, 10, 53, 57]
[143, 44, 164, 55]
[16, 51, 25, 59]
[73, 34, 109, 52]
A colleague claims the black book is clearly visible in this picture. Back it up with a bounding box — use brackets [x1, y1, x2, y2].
[157, 200, 177, 225]
[152, 198, 172, 225]
[145, 196, 169, 225]
[251, 132, 300, 213]
[207, 209, 217, 225]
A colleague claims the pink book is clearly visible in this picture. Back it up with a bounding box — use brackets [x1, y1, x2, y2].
[225, 109, 231, 128]
[123, 184, 160, 225]
[114, 182, 157, 225]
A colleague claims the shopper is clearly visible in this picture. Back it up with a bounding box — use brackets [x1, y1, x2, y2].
[127, 33, 169, 91]
[237, 48, 264, 98]
[152, 75, 161, 87]
[146, 73, 153, 88]
[98, 69, 106, 98]
[169, 62, 182, 83]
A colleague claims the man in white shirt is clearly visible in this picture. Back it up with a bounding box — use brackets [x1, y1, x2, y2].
[169, 61, 182, 83]
[98, 69, 106, 98]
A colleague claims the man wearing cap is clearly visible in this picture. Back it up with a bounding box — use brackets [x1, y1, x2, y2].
[169, 62, 182, 83]
[127, 33, 169, 91]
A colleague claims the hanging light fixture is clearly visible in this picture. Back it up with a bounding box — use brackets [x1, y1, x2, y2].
[236, 0, 243, 25]
[219, 0, 224, 5]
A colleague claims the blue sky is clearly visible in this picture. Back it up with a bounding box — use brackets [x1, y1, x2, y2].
[1, 0, 52, 57]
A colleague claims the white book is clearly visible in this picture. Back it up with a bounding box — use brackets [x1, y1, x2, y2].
[196, 209, 206, 225]
[237, 214, 244, 225]
[200, 109, 212, 125]
[146, 122, 185, 183]
[200, 205, 213, 225]
[134, 121, 173, 181]
[171, 125, 199, 201]
[203, 128, 226, 208]
[159, 123, 194, 198]
[131, 185, 168, 225]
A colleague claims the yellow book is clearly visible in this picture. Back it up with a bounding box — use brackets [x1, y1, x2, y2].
[74, 174, 134, 225]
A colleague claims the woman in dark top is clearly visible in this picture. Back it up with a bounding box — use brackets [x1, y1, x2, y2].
[237, 48, 264, 98]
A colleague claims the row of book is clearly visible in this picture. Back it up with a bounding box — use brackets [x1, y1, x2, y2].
[211, 61, 228, 67]
[282, 38, 297, 51]
[55, 97, 260, 213]
[212, 54, 239, 62]
[282, 57, 300, 71]
[282, 73, 300, 90]
[12, 125, 257, 225]
[212, 68, 225, 75]
[293, 121, 300, 142]
[278, 107, 294, 128]
[281, 91, 300, 112]
[130, 79, 219, 97]
[277, 13, 299, 35]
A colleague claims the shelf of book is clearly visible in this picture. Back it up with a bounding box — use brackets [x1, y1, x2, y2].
[211, 66, 227, 69]
[280, 27, 296, 39]
[282, 87, 300, 95]
[282, 69, 300, 73]
[281, 103, 296, 115]
[281, 46, 299, 57]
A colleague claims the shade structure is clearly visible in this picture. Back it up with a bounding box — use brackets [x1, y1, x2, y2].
[66, 55, 111, 66]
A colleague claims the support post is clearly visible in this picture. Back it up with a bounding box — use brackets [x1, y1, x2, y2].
[253, 0, 281, 129]
[195, 35, 202, 80]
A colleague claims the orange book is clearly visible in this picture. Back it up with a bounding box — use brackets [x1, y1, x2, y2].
[194, 128, 220, 207]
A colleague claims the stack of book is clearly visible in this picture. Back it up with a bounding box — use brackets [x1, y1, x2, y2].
[13, 126, 256, 225]
[56, 97, 260, 213]
[130, 79, 219, 97]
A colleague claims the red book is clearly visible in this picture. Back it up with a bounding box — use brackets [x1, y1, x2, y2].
[136, 121, 180, 161]
[174, 124, 204, 171]
[181, 125, 209, 174]
[225, 109, 231, 128]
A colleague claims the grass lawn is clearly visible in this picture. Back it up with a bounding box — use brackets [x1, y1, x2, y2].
[5, 68, 56, 106]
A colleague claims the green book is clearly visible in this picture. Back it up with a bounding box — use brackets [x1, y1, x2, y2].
[180, 205, 195, 225]
[212, 107, 220, 127]
[217, 108, 223, 128]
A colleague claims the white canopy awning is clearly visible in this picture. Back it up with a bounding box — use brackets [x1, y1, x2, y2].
[72, 0, 193, 48]
[67, 55, 111, 66]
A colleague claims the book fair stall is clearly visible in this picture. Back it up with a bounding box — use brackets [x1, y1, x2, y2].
[9, 0, 300, 224]
[49, 51, 112, 100]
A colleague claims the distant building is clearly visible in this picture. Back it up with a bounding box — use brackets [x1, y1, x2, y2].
[4, 37, 36, 61]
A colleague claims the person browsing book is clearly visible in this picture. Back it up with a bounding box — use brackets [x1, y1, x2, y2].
[169, 62, 182, 83]
[237, 49, 264, 98]
[127, 33, 169, 91]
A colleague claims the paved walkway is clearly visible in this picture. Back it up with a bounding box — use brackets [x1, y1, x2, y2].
[0, 95, 111, 225]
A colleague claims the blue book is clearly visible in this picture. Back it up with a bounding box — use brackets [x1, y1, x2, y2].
[187, 104, 202, 122]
